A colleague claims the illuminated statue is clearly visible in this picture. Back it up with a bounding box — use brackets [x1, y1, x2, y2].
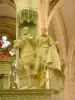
[34, 28, 61, 88]
[14, 27, 63, 89]
[14, 27, 36, 89]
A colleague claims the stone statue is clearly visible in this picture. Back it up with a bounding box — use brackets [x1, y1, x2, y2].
[14, 27, 63, 90]
[14, 27, 36, 89]
[34, 28, 61, 88]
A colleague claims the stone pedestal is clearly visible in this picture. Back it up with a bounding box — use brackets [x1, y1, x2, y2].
[0, 89, 60, 100]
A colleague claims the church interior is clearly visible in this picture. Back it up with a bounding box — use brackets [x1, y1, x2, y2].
[0, 0, 75, 100]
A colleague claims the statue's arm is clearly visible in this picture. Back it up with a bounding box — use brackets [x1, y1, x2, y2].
[48, 36, 58, 47]
[48, 36, 54, 46]
[26, 35, 36, 46]
[27, 35, 33, 40]
[35, 35, 40, 44]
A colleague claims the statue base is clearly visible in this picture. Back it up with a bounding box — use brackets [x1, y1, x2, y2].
[0, 89, 61, 100]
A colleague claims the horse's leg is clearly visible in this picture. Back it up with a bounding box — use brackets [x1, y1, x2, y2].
[24, 65, 32, 88]
[34, 56, 40, 75]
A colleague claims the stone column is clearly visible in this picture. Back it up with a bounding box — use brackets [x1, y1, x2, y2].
[13, 0, 41, 88]
[40, 0, 48, 29]
[40, 0, 50, 89]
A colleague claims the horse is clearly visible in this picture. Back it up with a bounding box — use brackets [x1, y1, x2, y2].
[14, 34, 36, 89]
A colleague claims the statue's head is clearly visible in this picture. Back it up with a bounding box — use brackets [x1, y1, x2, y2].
[22, 27, 30, 35]
[41, 28, 47, 36]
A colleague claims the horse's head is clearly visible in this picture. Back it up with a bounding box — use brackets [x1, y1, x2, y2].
[14, 38, 24, 49]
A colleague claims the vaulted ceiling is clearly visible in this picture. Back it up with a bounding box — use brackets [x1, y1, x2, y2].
[60, 0, 75, 46]
[59, 0, 75, 71]
[48, 0, 75, 61]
